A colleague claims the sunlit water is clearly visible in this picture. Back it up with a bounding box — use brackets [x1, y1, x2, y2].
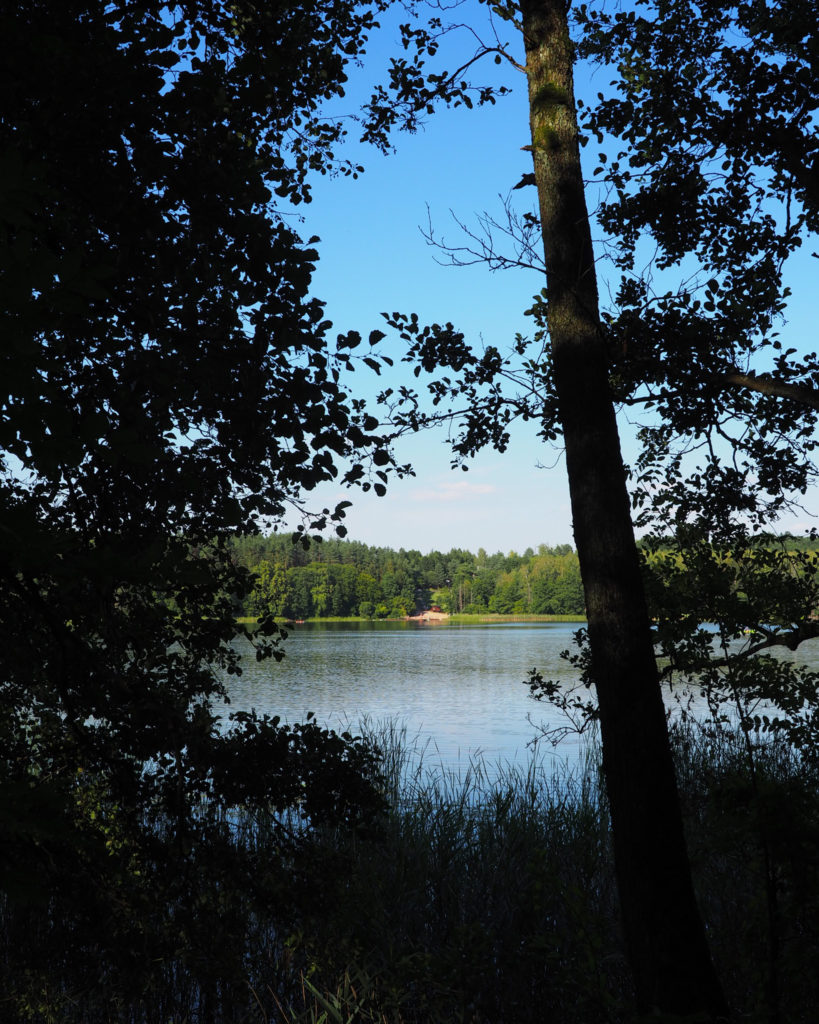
[220, 621, 590, 772]
[219, 621, 819, 773]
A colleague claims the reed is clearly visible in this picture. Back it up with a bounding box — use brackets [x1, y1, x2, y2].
[268, 722, 624, 1024]
[272, 719, 819, 1024]
[3, 719, 818, 1022]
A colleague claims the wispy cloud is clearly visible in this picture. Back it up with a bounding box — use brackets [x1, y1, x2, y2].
[410, 480, 497, 503]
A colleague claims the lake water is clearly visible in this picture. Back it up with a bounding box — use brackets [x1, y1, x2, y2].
[221, 620, 819, 773]
[222, 621, 590, 772]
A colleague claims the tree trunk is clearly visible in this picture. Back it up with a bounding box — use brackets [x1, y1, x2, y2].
[520, 1, 728, 1017]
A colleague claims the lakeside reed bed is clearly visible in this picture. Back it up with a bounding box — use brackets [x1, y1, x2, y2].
[2, 720, 818, 1022]
[265, 719, 819, 1024]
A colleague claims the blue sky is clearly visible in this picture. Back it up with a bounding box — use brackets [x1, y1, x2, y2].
[285, 6, 817, 554]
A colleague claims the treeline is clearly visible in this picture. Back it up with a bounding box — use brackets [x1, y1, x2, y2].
[230, 535, 585, 618]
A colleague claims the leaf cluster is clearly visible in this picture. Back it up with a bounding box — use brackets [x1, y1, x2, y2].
[574, 0, 819, 535]
[0, 0, 436, 1005]
[382, 307, 562, 463]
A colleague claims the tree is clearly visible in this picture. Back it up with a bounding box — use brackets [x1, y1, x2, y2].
[381, 0, 818, 1013]
[518, 1, 727, 1014]
[250, 560, 290, 618]
[380, 0, 724, 1012]
[0, 0, 430, 1013]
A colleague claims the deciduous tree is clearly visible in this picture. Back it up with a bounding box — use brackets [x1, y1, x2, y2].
[0, 0, 425, 1012]
[383, 0, 817, 1013]
[519, 1, 727, 1014]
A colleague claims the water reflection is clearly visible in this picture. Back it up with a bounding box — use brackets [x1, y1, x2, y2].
[219, 621, 819, 773]
[220, 621, 588, 770]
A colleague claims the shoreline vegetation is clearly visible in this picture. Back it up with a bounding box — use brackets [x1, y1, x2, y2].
[231, 533, 819, 626]
[9, 716, 816, 1022]
[236, 612, 587, 625]
[276, 719, 819, 1024]
[230, 536, 587, 620]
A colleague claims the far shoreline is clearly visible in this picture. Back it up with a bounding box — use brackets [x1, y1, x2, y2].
[237, 613, 587, 625]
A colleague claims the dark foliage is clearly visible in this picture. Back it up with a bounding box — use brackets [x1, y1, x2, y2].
[0, 1, 424, 1015]
[574, 0, 819, 537]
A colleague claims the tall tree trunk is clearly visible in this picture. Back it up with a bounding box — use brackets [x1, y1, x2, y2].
[520, 1, 728, 1017]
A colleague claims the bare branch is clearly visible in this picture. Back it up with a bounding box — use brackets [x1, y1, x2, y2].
[422, 196, 547, 274]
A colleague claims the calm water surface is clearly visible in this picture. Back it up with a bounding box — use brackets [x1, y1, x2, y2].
[221, 621, 819, 772]
[222, 621, 588, 770]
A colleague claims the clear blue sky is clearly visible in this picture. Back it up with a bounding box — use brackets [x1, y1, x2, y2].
[285, 6, 817, 554]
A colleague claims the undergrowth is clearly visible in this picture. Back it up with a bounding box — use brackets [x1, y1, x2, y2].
[2, 721, 818, 1023]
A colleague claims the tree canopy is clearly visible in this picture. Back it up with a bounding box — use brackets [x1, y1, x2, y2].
[385, 0, 817, 542]
[233, 535, 584, 618]
[1, 0, 403, 535]
[576, 0, 819, 536]
[0, 1, 427, 1013]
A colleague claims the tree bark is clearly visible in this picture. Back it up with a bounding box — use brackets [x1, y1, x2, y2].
[520, 1, 729, 1017]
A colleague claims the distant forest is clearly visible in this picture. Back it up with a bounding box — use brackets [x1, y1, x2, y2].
[230, 535, 585, 618]
[230, 532, 819, 620]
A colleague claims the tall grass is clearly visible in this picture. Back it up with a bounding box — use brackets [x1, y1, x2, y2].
[266, 723, 625, 1024]
[271, 719, 819, 1024]
[669, 720, 819, 1024]
[2, 720, 818, 1022]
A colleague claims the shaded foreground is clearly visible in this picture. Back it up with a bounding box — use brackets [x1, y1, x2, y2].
[2, 721, 818, 1023]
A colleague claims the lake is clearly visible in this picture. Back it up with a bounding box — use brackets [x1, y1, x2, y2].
[222, 621, 590, 773]
[221, 620, 819, 773]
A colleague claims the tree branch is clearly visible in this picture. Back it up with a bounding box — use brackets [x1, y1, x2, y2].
[720, 370, 819, 411]
[659, 620, 819, 680]
[620, 370, 819, 414]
